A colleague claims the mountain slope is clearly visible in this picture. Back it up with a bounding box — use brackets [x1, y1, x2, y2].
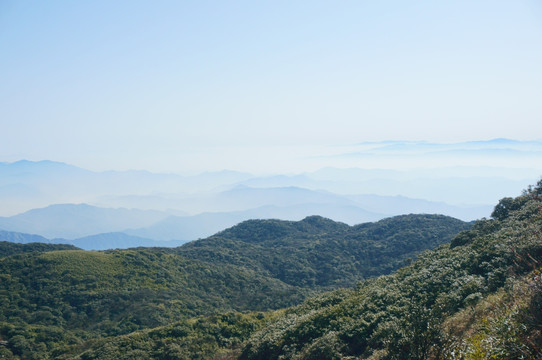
[0, 229, 188, 251]
[0, 229, 51, 244]
[178, 214, 469, 288]
[57, 180, 542, 360]
[0, 248, 306, 338]
[0, 213, 469, 359]
[237, 182, 542, 360]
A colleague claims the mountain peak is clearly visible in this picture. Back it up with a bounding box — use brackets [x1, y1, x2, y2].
[298, 215, 347, 231]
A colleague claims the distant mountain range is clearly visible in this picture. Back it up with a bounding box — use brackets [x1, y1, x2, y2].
[0, 229, 186, 251]
[2, 152, 539, 218]
[0, 203, 169, 239]
[1, 141, 540, 249]
[0, 191, 489, 248]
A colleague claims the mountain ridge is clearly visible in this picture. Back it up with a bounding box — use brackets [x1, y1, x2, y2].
[0, 157, 535, 218]
[0, 189, 490, 245]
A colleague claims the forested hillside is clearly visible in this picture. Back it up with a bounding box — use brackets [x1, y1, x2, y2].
[237, 181, 542, 359]
[0, 214, 467, 359]
[56, 181, 542, 359]
[5, 190, 541, 358]
[6, 185, 542, 360]
[179, 214, 468, 288]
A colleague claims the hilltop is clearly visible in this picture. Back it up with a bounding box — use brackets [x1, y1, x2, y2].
[178, 214, 468, 288]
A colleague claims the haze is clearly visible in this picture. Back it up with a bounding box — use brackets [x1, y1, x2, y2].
[1, 1, 542, 174]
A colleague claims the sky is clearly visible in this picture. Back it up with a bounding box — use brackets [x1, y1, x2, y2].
[1, 0, 542, 173]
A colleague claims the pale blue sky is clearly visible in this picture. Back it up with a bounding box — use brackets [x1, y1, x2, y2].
[1, 1, 542, 172]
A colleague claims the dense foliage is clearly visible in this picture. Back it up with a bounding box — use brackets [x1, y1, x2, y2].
[238, 181, 542, 359]
[0, 241, 78, 258]
[66, 312, 270, 360]
[0, 214, 468, 359]
[178, 214, 469, 288]
[0, 249, 305, 359]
